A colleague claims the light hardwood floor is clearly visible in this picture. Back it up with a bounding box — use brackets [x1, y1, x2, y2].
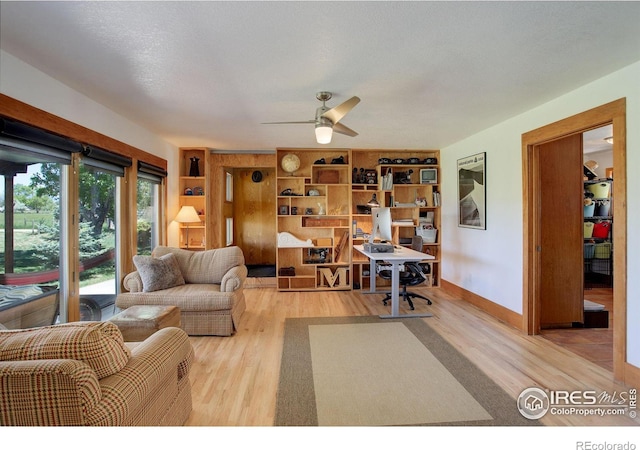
[540, 288, 614, 371]
[185, 285, 638, 426]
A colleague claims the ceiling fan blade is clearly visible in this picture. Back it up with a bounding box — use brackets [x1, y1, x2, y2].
[321, 96, 360, 124]
[261, 120, 315, 125]
[333, 122, 358, 137]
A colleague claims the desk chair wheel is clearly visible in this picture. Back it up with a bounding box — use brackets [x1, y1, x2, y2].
[382, 291, 432, 311]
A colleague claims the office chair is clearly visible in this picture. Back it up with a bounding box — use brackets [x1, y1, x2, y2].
[378, 235, 433, 310]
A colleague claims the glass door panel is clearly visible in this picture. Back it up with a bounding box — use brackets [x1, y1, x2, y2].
[0, 162, 62, 329]
[78, 163, 118, 321]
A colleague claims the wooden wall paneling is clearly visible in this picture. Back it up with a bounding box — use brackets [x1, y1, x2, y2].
[233, 167, 276, 265]
[208, 153, 276, 249]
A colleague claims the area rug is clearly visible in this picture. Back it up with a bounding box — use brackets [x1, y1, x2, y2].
[275, 316, 539, 426]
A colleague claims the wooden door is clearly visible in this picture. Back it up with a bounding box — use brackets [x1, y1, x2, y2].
[536, 134, 583, 327]
[233, 167, 276, 265]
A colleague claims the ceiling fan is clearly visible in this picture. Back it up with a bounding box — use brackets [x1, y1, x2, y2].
[263, 91, 360, 144]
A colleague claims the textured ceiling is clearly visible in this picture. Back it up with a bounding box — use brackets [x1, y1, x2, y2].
[1, 1, 639, 151]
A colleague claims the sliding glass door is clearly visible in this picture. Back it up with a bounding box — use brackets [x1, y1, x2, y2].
[77, 161, 119, 321]
[1, 118, 164, 328]
[0, 162, 64, 329]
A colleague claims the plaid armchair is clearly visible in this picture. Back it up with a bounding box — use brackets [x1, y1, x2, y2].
[0, 321, 193, 426]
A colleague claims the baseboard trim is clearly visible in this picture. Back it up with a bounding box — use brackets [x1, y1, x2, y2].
[623, 361, 640, 389]
[441, 279, 525, 332]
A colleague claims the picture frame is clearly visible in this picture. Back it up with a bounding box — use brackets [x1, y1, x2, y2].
[457, 152, 486, 229]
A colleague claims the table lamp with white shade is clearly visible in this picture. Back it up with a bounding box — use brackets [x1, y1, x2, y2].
[175, 205, 201, 249]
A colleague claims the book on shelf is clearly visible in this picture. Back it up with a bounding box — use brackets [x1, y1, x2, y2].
[392, 218, 414, 226]
[432, 191, 441, 207]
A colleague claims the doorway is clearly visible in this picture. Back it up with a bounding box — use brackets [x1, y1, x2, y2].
[232, 167, 276, 272]
[538, 125, 614, 371]
[522, 98, 627, 381]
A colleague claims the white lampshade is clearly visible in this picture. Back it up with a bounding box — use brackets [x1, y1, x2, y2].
[174, 205, 201, 224]
[315, 124, 333, 144]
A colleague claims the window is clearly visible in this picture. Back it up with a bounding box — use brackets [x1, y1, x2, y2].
[77, 146, 131, 321]
[137, 161, 166, 256]
[226, 217, 234, 246]
[1, 116, 167, 328]
[226, 171, 233, 202]
[0, 148, 73, 328]
[136, 178, 159, 255]
[77, 161, 118, 321]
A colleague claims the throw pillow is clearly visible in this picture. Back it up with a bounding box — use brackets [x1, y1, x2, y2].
[133, 253, 186, 292]
[0, 321, 130, 379]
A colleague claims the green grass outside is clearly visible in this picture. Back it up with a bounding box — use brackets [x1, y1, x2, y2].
[0, 211, 55, 230]
[1, 226, 116, 287]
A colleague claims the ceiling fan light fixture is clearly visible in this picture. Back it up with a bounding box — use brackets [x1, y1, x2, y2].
[315, 121, 333, 144]
[263, 91, 359, 143]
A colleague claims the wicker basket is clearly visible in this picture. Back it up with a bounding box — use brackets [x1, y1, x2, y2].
[594, 242, 611, 259]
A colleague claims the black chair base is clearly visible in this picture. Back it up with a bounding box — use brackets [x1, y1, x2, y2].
[382, 287, 432, 311]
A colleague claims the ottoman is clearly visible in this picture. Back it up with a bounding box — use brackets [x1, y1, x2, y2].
[109, 305, 181, 341]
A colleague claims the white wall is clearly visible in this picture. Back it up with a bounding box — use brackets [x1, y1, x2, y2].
[0, 49, 181, 246]
[441, 61, 640, 367]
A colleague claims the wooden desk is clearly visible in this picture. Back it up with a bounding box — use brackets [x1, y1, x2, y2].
[354, 244, 434, 319]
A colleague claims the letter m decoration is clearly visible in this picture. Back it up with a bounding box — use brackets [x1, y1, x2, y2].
[317, 267, 349, 288]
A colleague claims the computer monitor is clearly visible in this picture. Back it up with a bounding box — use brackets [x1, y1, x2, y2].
[369, 207, 393, 244]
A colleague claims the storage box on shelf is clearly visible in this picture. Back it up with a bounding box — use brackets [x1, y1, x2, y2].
[178, 148, 207, 250]
[276, 149, 352, 291]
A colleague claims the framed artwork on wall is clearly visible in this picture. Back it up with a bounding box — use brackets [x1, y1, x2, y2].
[457, 152, 486, 229]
